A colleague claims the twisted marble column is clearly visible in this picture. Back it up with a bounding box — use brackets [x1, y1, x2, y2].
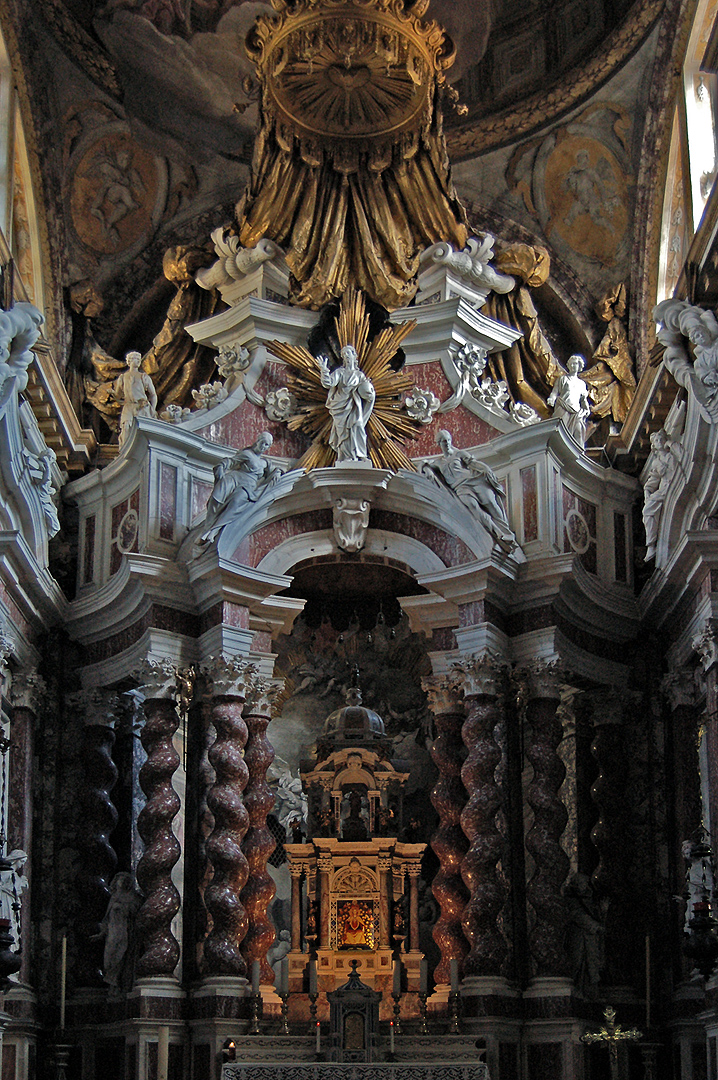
[458, 654, 508, 977]
[202, 656, 253, 976]
[424, 674, 469, 985]
[134, 659, 182, 979]
[522, 663, 570, 978]
[240, 680, 281, 984]
[69, 688, 121, 985]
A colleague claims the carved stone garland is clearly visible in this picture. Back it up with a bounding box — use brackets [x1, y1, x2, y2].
[522, 664, 571, 978]
[457, 655, 508, 978]
[71, 689, 122, 986]
[202, 657, 254, 976]
[424, 675, 469, 985]
[240, 680, 282, 984]
[134, 659, 183, 978]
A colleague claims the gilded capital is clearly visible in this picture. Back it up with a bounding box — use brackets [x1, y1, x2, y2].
[422, 674, 464, 715]
[202, 654, 256, 700]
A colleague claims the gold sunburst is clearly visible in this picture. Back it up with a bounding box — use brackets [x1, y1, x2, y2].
[267, 288, 420, 471]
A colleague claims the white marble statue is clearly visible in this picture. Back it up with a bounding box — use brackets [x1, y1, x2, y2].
[267, 929, 291, 978]
[642, 428, 682, 561]
[274, 770, 309, 834]
[547, 354, 591, 446]
[201, 432, 283, 543]
[0, 849, 28, 953]
[318, 345, 375, 463]
[654, 298, 718, 422]
[96, 871, 142, 990]
[113, 351, 157, 446]
[423, 430, 516, 552]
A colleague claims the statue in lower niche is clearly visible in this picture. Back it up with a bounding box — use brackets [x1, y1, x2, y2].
[0, 850, 28, 956]
[564, 872, 604, 992]
[201, 432, 283, 543]
[96, 871, 142, 991]
[547, 354, 591, 446]
[318, 345, 376, 463]
[423, 430, 516, 553]
[113, 351, 158, 446]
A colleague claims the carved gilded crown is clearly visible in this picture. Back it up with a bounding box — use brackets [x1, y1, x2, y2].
[246, 0, 456, 146]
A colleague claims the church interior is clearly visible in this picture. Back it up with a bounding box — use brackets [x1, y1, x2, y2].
[1, 0, 718, 1077]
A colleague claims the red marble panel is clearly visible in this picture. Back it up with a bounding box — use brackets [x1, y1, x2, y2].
[191, 478, 213, 525]
[431, 626, 457, 651]
[459, 600, 485, 627]
[83, 514, 95, 584]
[83, 605, 201, 663]
[195, 376, 310, 460]
[246, 510, 333, 567]
[159, 463, 177, 541]
[251, 631, 273, 653]
[371, 510, 474, 566]
[406, 362, 500, 458]
[223, 602, 250, 629]
[521, 466, 538, 542]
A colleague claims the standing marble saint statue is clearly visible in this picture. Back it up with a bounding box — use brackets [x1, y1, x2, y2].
[201, 431, 283, 543]
[547, 354, 591, 446]
[642, 428, 682, 561]
[0, 850, 27, 955]
[423, 430, 516, 552]
[318, 345, 376, 463]
[96, 871, 142, 990]
[113, 350, 158, 446]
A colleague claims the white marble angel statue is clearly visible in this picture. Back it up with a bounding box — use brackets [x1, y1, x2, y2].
[547, 354, 591, 446]
[642, 426, 683, 561]
[113, 351, 158, 446]
[423, 430, 516, 552]
[317, 344, 376, 462]
[654, 299, 718, 422]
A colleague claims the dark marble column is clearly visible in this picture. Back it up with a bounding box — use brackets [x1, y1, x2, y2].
[241, 680, 282, 985]
[134, 659, 182, 979]
[457, 654, 508, 980]
[424, 674, 469, 986]
[70, 688, 121, 987]
[522, 662, 571, 979]
[201, 656, 252, 976]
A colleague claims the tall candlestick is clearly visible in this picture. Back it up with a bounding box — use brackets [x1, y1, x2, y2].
[392, 958, 401, 996]
[450, 958, 459, 993]
[157, 1026, 169, 1080]
[309, 958, 317, 996]
[390, 1019, 395, 1054]
[645, 934, 651, 1030]
[59, 935, 67, 1031]
[251, 960, 260, 995]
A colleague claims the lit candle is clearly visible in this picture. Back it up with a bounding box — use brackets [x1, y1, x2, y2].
[390, 1019, 395, 1053]
[419, 958, 428, 996]
[392, 958, 401, 996]
[450, 958, 459, 993]
[280, 956, 289, 996]
[60, 935, 67, 1031]
[309, 958, 317, 996]
[251, 960, 260, 995]
[645, 934, 651, 1030]
[157, 1026, 169, 1080]
[316, 1020, 321, 1053]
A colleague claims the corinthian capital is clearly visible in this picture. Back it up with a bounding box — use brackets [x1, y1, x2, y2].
[421, 674, 464, 715]
[452, 652, 508, 698]
[66, 687, 123, 727]
[133, 657, 179, 700]
[515, 659, 565, 700]
[245, 676, 285, 716]
[202, 654, 256, 699]
[10, 669, 46, 713]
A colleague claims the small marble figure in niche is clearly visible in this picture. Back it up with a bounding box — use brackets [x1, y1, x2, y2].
[96, 871, 142, 991]
[0, 850, 27, 957]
